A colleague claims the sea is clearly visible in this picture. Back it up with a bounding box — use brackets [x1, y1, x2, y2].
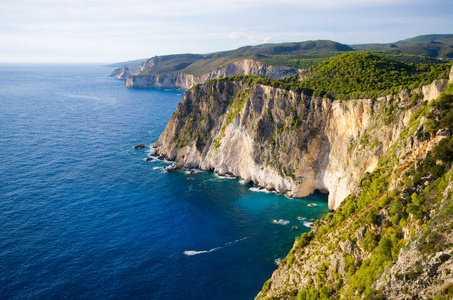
[0, 64, 328, 300]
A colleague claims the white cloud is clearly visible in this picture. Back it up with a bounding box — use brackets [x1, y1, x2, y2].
[228, 31, 272, 45]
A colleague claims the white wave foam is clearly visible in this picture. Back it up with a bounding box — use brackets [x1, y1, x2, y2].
[214, 173, 236, 179]
[183, 168, 201, 175]
[296, 216, 307, 221]
[271, 219, 290, 225]
[303, 221, 314, 228]
[184, 237, 249, 256]
[152, 166, 168, 173]
[274, 258, 283, 266]
[307, 203, 317, 207]
[249, 187, 271, 193]
[144, 146, 154, 153]
[184, 247, 221, 256]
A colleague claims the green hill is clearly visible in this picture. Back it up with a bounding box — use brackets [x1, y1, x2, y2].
[293, 52, 451, 95]
[353, 34, 453, 59]
[139, 40, 354, 76]
[397, 34, 453, 43]
[137, 36, 453, 78]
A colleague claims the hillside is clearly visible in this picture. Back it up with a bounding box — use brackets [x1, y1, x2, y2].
[138, 40, 354, 77]
[353, 34, 453, 59]
[232, 53, 451, 100]
[290, 52, 451, 98]
[398, 34, 453, 43]
[256, 78, 453, 300]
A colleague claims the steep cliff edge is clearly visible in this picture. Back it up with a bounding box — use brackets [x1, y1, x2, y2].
[153, 73, 451, 210]
[125, 59, 300, 89]
[256, 76, 453, 299]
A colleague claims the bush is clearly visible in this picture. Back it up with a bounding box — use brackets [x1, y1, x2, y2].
[366, 211, 378, 224]
[434, 136, 453, 162]
[377, 237, 393, 258]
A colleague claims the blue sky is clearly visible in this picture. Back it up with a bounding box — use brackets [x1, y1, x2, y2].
[1, 0, 452, 63]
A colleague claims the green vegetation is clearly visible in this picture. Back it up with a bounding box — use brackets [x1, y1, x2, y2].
[139, 40, 354, 77]
[288, 52, 451, 98]
[397, 34, 453, 43]
[224, 52, 451, 100]
[353, 34, 453, 59]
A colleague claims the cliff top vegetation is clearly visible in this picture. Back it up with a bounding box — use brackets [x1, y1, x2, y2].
[205, 52, 451, 100]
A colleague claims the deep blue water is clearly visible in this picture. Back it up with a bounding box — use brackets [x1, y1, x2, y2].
[0, 64, 328, 300]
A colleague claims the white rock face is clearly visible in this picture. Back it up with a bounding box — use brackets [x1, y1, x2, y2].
[154, 67, 453, 210]
[109, 64, 143, 80]
[125, 59, 300, 89]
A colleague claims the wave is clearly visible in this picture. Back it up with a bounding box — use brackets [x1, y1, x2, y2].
[184, 247, 221, 256]
[296, 216, 307, 221]
[183, 168, 202, 175]
[184, 237, 249, 256]
[249, 187, 272, 193]
[274, 258, 283, 266]
[214, 173, 236, 180]
[307, 203, 318, 207]
[271, 219, 290, 225]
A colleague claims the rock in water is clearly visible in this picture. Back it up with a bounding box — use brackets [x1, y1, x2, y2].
[134, 143, 145, 149]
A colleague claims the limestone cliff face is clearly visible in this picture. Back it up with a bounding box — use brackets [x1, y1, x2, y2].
[255, 73, 453, 300]
[109, 64, 143, 80]
[153, 75, 451, 210]
[125, 59, 300, 89]
[125, 72, 198, 89]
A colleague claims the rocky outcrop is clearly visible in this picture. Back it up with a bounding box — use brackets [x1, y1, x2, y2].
[109, 64, 143, 80]
[125, 72, 198, 89]
[125, 59, 300, 89]
[153, 71, 451, 210]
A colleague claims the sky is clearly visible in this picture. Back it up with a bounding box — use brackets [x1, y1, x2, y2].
[1, 0, 452, 63]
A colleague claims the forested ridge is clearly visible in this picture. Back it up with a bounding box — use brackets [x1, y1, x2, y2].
[204, 52, 451, 100]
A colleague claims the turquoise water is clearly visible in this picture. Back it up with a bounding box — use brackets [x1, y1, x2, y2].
[0, 64, 328, 299]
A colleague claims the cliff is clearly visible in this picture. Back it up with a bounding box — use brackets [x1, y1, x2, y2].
[256, 78, 453, 299]
[125, 59, 301, 89]
[151, 54, 453, 298]
[153, 73, 451, 210]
